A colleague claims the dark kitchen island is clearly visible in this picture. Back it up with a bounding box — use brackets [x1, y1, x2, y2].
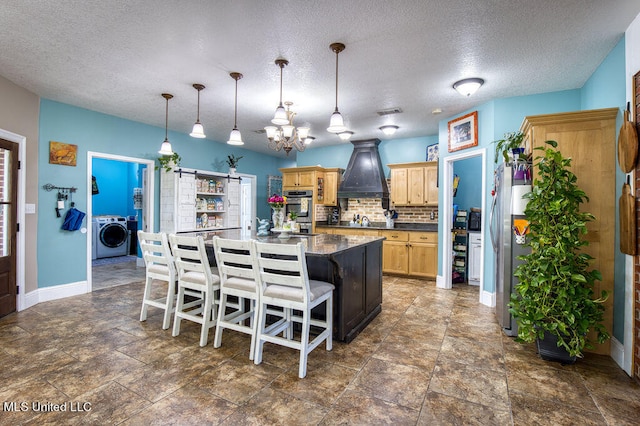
[188, 229, 384, 343]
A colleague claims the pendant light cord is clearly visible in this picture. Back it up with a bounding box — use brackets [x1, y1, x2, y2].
[334, 50, 339, 112]
[279, 64, 284, 106]
[233, 77, 238, 129]
[165, 97, 169, 139]
[196, 89, 201, 122]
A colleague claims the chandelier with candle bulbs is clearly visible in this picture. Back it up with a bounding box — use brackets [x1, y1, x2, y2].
[264, 59, 311, 156]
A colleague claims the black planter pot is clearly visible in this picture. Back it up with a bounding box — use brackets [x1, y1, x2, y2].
[536, 331, 576, 364]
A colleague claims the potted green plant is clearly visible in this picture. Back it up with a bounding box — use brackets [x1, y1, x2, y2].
[226, 154, 243, 174]
[509, 140, 609, 362]
[493, 131, 526, 163]
[156, 152, 181, 172]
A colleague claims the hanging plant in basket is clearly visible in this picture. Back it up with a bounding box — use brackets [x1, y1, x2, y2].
[509, 140, 609, 361]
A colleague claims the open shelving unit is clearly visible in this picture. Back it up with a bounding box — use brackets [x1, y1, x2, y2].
[452, 209, 467, 284]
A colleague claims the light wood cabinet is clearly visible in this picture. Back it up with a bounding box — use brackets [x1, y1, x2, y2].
[388, 162, 438, 206]
[380, 230, 437, 277]
[320, 168, 343, 206]
[332, 227, 378, 236]
[381, 230, 409, 274]
[281, 166, 320, 190]
[520, 107, 617, 355]
[407, 232, 437, 278]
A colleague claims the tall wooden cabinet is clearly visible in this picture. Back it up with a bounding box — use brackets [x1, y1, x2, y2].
[320, 168, 343, 206]
[388, 161, 438, 206]
[520, 107, 617, 355]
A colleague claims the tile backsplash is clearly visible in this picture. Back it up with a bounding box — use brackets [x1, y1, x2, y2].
[315, 198, 438, 223]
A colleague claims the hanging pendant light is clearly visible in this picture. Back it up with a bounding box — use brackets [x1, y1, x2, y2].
[227, 72, 244, 146]
[327, 42, 347, 133]
[158, 93, 174, 155]
[271, 59, 290, 126]
[189, 83, 206, 138]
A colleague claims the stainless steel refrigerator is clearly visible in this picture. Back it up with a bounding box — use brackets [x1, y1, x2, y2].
[490, 162, 531, 337]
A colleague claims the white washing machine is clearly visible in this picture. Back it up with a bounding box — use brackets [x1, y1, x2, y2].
[92, 215, 129, 259]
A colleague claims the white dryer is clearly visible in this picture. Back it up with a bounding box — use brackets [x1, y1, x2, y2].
[93, 215, 129, 259]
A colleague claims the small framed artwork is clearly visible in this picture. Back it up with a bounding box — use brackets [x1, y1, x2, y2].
[49, 141, 78, 166]
[448, 111, 478, 152]
[426, 143, 439, 162]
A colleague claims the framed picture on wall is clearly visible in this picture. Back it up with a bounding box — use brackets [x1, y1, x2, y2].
[426, 143, 439, 162]
[49, 141, 78, 166]
[448, 111, 478, 152]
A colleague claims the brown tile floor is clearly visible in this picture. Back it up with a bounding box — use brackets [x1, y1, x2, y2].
[1, 275, 639, 425]
[92, 259, 145, 290]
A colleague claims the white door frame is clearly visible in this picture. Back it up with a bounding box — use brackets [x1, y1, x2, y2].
[440, 147, 490, 306]
[0, 128, 26, 311]
[87, 152, 155, 291]
[237, 173, 257, 231]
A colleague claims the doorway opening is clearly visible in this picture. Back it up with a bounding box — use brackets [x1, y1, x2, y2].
[238, 173, 257, 232]
[87, 152, 154, 291]
[440, 148, 491, 306]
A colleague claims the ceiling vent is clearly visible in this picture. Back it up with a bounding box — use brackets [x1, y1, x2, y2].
[254, 129, 267, 134]
[376, 107, 403, 116]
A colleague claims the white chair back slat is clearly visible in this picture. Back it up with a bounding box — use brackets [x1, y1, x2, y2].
[254, 242, 310, 303]
[168, 233, 220, 347]
[137, 230, 176, 330]
[252, 240, 334, 378]
[212, 236, 262, 359]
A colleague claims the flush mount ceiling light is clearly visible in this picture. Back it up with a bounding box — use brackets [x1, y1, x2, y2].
[338, 131, 354, 141]
[379, 125, 399, 136]
[227, 72, 244, 146]
[453, 78, 484, 97]
[158, 93, 174, 155]
[189, 83, 206, 138]
[327, 42, 347, 134]
[264, 59, 311, 156]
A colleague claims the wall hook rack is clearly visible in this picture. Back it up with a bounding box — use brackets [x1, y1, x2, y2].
[43, 184, 77, 217]
[42, 183, 77, 193]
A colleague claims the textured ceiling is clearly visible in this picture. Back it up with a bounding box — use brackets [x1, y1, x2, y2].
[1, 1, 638, 158]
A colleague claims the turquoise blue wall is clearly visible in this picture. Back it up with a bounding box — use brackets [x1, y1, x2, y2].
[92, 158, 146, 217]
[580, 37, 626, 343]
[453, 156, 482, 212]
[38, 99, 289, 288]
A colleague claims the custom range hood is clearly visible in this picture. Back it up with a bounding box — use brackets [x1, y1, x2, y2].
[338, 138, 390, 208]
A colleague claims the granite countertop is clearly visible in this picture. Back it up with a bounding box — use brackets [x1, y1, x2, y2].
[180, 228, 385, 257]
[315, 221, 438, 232]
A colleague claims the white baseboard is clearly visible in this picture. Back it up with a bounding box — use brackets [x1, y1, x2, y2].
[480, 290, 495, 307]
[436, 275, 446, 288]
[610, 336, 627, 373]
[21, 281, 90, 310]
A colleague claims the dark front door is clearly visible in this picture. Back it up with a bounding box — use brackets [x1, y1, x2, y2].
[0, 138, 18, 317]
